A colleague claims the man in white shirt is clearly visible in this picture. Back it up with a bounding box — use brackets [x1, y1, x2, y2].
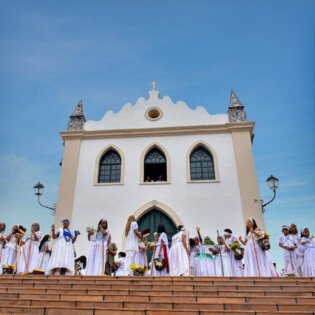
[124, 215, 142, 275]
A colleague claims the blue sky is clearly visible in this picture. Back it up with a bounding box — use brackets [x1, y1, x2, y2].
[0, 0, 314, 271]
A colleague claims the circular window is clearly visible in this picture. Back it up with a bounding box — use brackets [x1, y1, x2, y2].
[145, 107, 163, 121]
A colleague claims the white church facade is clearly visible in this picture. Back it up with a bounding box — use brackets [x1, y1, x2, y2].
[54, 85, 264, 257]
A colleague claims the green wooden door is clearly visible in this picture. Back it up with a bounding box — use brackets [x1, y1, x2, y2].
[137, 208, 177, 265]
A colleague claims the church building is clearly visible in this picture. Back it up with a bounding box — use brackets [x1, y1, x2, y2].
[54, 84, 264, 256]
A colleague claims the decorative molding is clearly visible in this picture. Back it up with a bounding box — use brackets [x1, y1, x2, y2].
[61, 122, 255, 140]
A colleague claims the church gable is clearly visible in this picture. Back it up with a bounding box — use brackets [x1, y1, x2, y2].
[84, 86, 228, 131]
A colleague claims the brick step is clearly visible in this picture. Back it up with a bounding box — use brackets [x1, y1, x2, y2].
[2, 277, 314, 285]
[1, 292, 315, 304]
[0, 306, 314, 315]
[1, 285, 315, 294]
[1, 286, 314, 297]
[1, 298, 315, 312]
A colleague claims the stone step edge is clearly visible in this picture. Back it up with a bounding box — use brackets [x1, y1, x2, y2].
[0, 306, 314, 315]
[1, 292, 315, 301]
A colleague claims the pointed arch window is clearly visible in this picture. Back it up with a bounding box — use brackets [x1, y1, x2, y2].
[190, 146, 215, 180]
[98, 149, 121, 183]
[144, 148, 167, 182]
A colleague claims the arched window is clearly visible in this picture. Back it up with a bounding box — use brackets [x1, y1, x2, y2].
[144, 148, 167, 182]
[98, 149, 121, 183]
[190, 146, 215, 180]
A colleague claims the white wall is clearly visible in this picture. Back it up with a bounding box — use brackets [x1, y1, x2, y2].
[70, 133, 244, 258]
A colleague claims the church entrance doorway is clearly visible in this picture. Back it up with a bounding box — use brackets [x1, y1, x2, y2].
[137, 208, 177, 265]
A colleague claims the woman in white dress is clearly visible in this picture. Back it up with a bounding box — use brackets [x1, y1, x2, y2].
[2, 225, 20, 267]
[36, 235, 51, 273]
[86, 219, 110, 275]
[239, 218, 276, 277]
[135, 232, 147, 267]
[224, 228, 244, 277]
[124, 215, 142, 275]
[289, 223, 303, 276]
[153, 224, 170, 276]
[0, 222, 7, 274]
[47, 219, 80, 275]
[210, 235, 232, 277]
[17, 222, 43, 274]
[189, 227, 203, 276]
[278, 225, 298, 276]
[169, 225, 189, 276]
[300, 228, 315, 276]
[116, 252, 127, 276]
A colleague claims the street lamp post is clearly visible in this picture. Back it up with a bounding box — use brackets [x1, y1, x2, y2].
[261, 175, 279, 213]
[33, 181, 56, 216]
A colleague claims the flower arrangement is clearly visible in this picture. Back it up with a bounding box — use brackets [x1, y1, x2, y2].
[204, 236, 215, 246]
[145, 241, 151, 249]
[86, 226, 96, 234]
[130, 263, 147, 276]
[2, 264, 15, 274]
[230, 242, 240, 250]
[262, 232, 270, 239]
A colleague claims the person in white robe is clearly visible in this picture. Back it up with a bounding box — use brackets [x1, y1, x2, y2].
[135, 233, 147, 267]
[289, 223, 303, 276]
[47, 219, 80, 275]
[300, 228, 315, 276]
[153, 224, 170, 276]
[0, 222, 7, 274]
[278, 225, 298, 276]
[169, 225, 189, 276]
[210, 235, 232, 276]
[2, 225, 21, 270]
[124, 215, 142, 276]
[17, 222, 43, 274]
[85, 219, 110, 275]
[239, 218, 277, 277]
[36, 235, 51, 273]
[116, 252, 127, 276]
[189, 227, 203, 276]
[224, 228, 244, 277]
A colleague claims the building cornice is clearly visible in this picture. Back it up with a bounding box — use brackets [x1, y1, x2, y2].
[60, 121, 255, 140]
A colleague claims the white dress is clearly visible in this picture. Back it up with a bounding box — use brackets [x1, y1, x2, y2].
[115, 257, 127, 276]
[225, 236, 244, 277]
[85, 230, 110, 275]
[169, 231, 189, 276]
[214, 244, 233, 277]
[243, 230, 277, 277]
[17, 231, 43, 274]
[190, 245, 201, 276]
[278, 235, 298, 275]
[290, 234, 303, 276]
[153, 232, 170, 276]
[124, 221, 139, 275]
[194, 244, 216, 277]
[0, 232, 7, 274]
[36, 240, 51, 272]
[135, 241, 147, 266]
[300, 237, 315, 276]
[2, 235, 19, 266]
[47, 228, 76, 275]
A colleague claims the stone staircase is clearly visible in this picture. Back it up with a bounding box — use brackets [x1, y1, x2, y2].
[0, 275, 314, 315]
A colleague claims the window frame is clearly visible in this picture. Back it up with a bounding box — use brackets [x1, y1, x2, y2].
[140, 142, 171, 185]
[186, 141, 220, 183]
[94, 145, 125, 186]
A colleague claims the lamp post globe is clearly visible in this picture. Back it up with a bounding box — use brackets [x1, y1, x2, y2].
[266, 175, 279, 191]
[33, 182, 44, 196]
